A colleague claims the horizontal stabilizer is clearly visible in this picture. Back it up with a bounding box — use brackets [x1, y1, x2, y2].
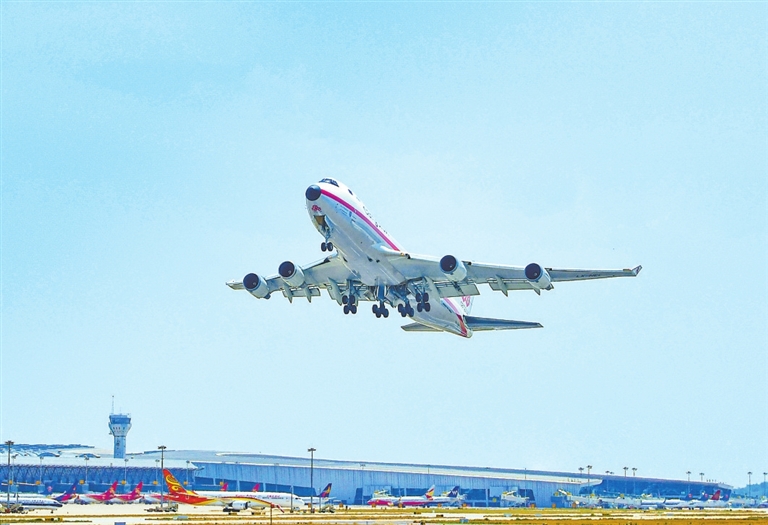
[464, 316, 542, 331]
[401, 322, 440, 332]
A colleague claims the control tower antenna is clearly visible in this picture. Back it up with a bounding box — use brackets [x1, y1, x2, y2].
[108, 400, 132, 459]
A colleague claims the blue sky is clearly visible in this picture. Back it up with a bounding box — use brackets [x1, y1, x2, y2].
[1, 2, 765, 488]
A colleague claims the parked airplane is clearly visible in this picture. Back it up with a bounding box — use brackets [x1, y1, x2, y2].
[0, 495, 63, 512]
[367, 489, 399, 507]
[307, 483, 333, 511]
[77, 482, 118, 504]
[689, 490, 728, 509]
[501, 489, 529, 507]
[110, 482, 143, 504]
[227, 179, 641, 337]
[53, 483, 79, 503]
[428, 486, 464, 507]
[397, 486, 436, 507]
[163, 470, 304, 512]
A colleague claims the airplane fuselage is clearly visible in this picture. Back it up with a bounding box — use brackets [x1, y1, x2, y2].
[306, 180, 471, 337]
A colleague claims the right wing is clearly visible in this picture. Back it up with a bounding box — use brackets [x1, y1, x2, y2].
[227, 255, 358, 304]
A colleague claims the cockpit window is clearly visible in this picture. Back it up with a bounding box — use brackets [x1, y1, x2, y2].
[320, 178, 338, 187]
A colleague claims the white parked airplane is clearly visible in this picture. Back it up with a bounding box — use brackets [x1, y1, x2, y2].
[227, 179, 641, 337]
[0, 495, 63, 512]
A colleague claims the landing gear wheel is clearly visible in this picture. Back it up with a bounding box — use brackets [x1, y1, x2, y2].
[382, 308, 389, 318]
[397, 304, 404, 314]
[424, 302, 431, 312]
[342, 295, 348, 305]
[422, 293, 429, 302]
[350, 304, 357, 314]
[372, 304, 379, 315]
[408, 306, 415, 317]
[327, 242, 333, 251]
[417, 303, 423, 312]
[321, 242, 327, 252]
[343, 305, 349, 315]
[415, 292, 423, 302]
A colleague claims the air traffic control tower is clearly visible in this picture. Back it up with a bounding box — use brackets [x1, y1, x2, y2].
[108, 412, 132, 459]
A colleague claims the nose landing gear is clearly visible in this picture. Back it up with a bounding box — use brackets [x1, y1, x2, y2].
[320, 241, 334, 252]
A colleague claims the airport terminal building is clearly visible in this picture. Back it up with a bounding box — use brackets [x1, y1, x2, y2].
[0, 444, 731, 508]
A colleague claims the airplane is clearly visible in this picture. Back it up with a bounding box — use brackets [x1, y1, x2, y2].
[227, 179, 641, 338]
[397, 486, 436, 507]
[77, 482, 118, 504]
[53, 483, 79, 503]
[554, 489, 607, 508]
[0, 495, 63, 512]
[428, 486, 464, 507]
[688, 490, 729, 509]
[306, 483, 333, 511]
[501, 489, 529, 507]
[110, 482, 144, 504]
[367, 489, 399, 507]
[162, 469, 304, 513]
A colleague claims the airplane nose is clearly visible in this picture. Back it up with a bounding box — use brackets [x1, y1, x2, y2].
[305, 184, 321, 201]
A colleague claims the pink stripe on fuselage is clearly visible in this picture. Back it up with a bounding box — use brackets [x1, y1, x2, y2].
[320, 189, 400, 251]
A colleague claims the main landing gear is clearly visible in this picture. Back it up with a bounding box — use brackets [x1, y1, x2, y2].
[397, 302, 415, 318]
[342, 294, 357, 314]
[372, 301, 389, 318]
[415, 292, 431, 312]
[320, 241, 334, 252]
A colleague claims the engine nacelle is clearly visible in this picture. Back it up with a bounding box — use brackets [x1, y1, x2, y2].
[278, 261, 305, 287]
[243, 273, 270, 299]
[440, 254, 468, 282]
[228, 501, 249, 511]
[525, 263, 552, 290]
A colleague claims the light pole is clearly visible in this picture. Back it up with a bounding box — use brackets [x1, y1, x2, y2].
[763, 472, 767, 499]
[686, 471, 691, 496]
[124, 458, 129, 487]
[308, 448, 316, 512]
[5, 440, 13, 507]
[186, 460, 190, 486]
[158, 446, 166, 508]
[84, 456, 90, 488]
[748, 472, 752, 499]
[699, 472, 704, 483]
[632, 468, 637, 495]
[623, 467, 628, 495]
[587, 465, 592, 493]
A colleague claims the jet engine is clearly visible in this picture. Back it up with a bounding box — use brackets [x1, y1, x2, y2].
[243, 273, 270, 299]
[228, 501, 250, 511]
[524, 263, 552, 290]
[278, 261, 305, 287]
[440, 255, 468, 282]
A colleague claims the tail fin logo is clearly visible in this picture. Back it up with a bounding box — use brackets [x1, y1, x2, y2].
[164, 470, 187, 495]
[319, 483, 332, 498]
[425, 486, 435, 499]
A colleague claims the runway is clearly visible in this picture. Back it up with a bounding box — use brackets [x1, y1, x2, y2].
[1, 504, 767, 525]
